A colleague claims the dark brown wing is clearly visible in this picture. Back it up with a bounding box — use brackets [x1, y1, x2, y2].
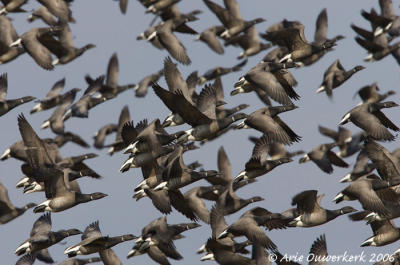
[203, 0, 234, 28]
[106, 53, 119, 88]
[309, 234, 328, 265]
[144, 189, 172, 214]
[30, 213, 52, 236]
[373, 110, 399, 131]
[273, 116, 302, 144]
[169, 190, 198, 221]
[119, 0, 128, 14]
[121, 121, 139, 146]
[0, 73, 7, 100]
[292, 190, 318, 214]
[0, 181, 14, 213]
[327, 151, 349, 167]
[318, 126, 338, 141]
[82, 220, 102, 240]
[196, 84, 218, 119]
[17, 114, 55, 170]
[45, 78, 65, 99]
[217, 146, 232, 183]
[163, 56, 191, 101]
[152, 83, 212, 126]
[355, 37, 384, 53]
[314, 9, 328, 44]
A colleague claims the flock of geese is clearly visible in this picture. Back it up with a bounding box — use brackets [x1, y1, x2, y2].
[1, 0, 400, 264]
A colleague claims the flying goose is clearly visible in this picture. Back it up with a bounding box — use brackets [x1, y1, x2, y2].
[235, 136, 293, 182]
[134, 69, 164, 97]
[361, 8, 394, 37]
[50, 24, 95, 66]
[30, 78, 66, 114]
[0, 0, 27, 15]
[288, 190, 357, 227]
[0, 73, 35, 117]
[91, 53, 136, 100]
[198, 59, 247, 85]
[316, 60, 365, 97]
[236, 105, 301, 145]
[15, 213, 82, 256]
[262, 22, 337, 63]
[37, 0, 75, 24]
[41, 87, 80, 135]
[0, 16, 25, 64]
[215, 181, 264, 216]
[364, 138, 400, 180]
[231, 61, 299, 105]
[145, 0, 180, 14]
[148, 17, 192, 64]
[299, 142, 349, 174]
[64, 221, 135, 259]
[217, 206, 286, 251]
[339, 101, 399, 141]
[333, 174, 400, 216]
[10, 26, 62, 70]
[200, 238, 255, 264]
[105, 105, 131, 155]
[127, 243, 171, 265]
[378, 0, 400, 37]
[69, 76, 105, 118]
[195, 25, 225, 54]
[153, 83, 247, 142]
[0, 181, 36, 224]
[17, 114, 107, 213]
[28, 6, 57, 26]
[301, 9, 345, 66]
[340, 148, 375, 182]
[248, 137, 304, 160]
[272, 234, 328, 265]
[133, 216, 199, 262]
[204, 0, 265, 39]
[356, 35, 400, 63]
[318, 125, 364, 158]
[93, 124, 118, 149]
[349, 211, 400, 247]
[362, 219, 400, 247]
[355, 82, 396, 104]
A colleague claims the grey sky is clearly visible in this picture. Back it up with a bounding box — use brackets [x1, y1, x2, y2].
[1, 0, 400, 264]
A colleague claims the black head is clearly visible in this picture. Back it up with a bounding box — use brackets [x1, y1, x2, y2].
[278, 157, 293, 164]
[335, 35, 345, 41]
[66, 228, 82, 236]
[381, 101, 399, 108]
[354, 65, 366, 72]
[90, 192, 108, 200]
[237, 104, 249, 110]
[250, 196, 264, 203]
[71, 88, 81, 93]
[340, 206, 357, 214]
[24, 96, 36, 102]
[24, 203, 37, 209]
[121, 234, 137, 241]
[252, 18, 266, 24]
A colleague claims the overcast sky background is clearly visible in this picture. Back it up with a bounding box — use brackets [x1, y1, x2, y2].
[1, 0, 400, 264]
